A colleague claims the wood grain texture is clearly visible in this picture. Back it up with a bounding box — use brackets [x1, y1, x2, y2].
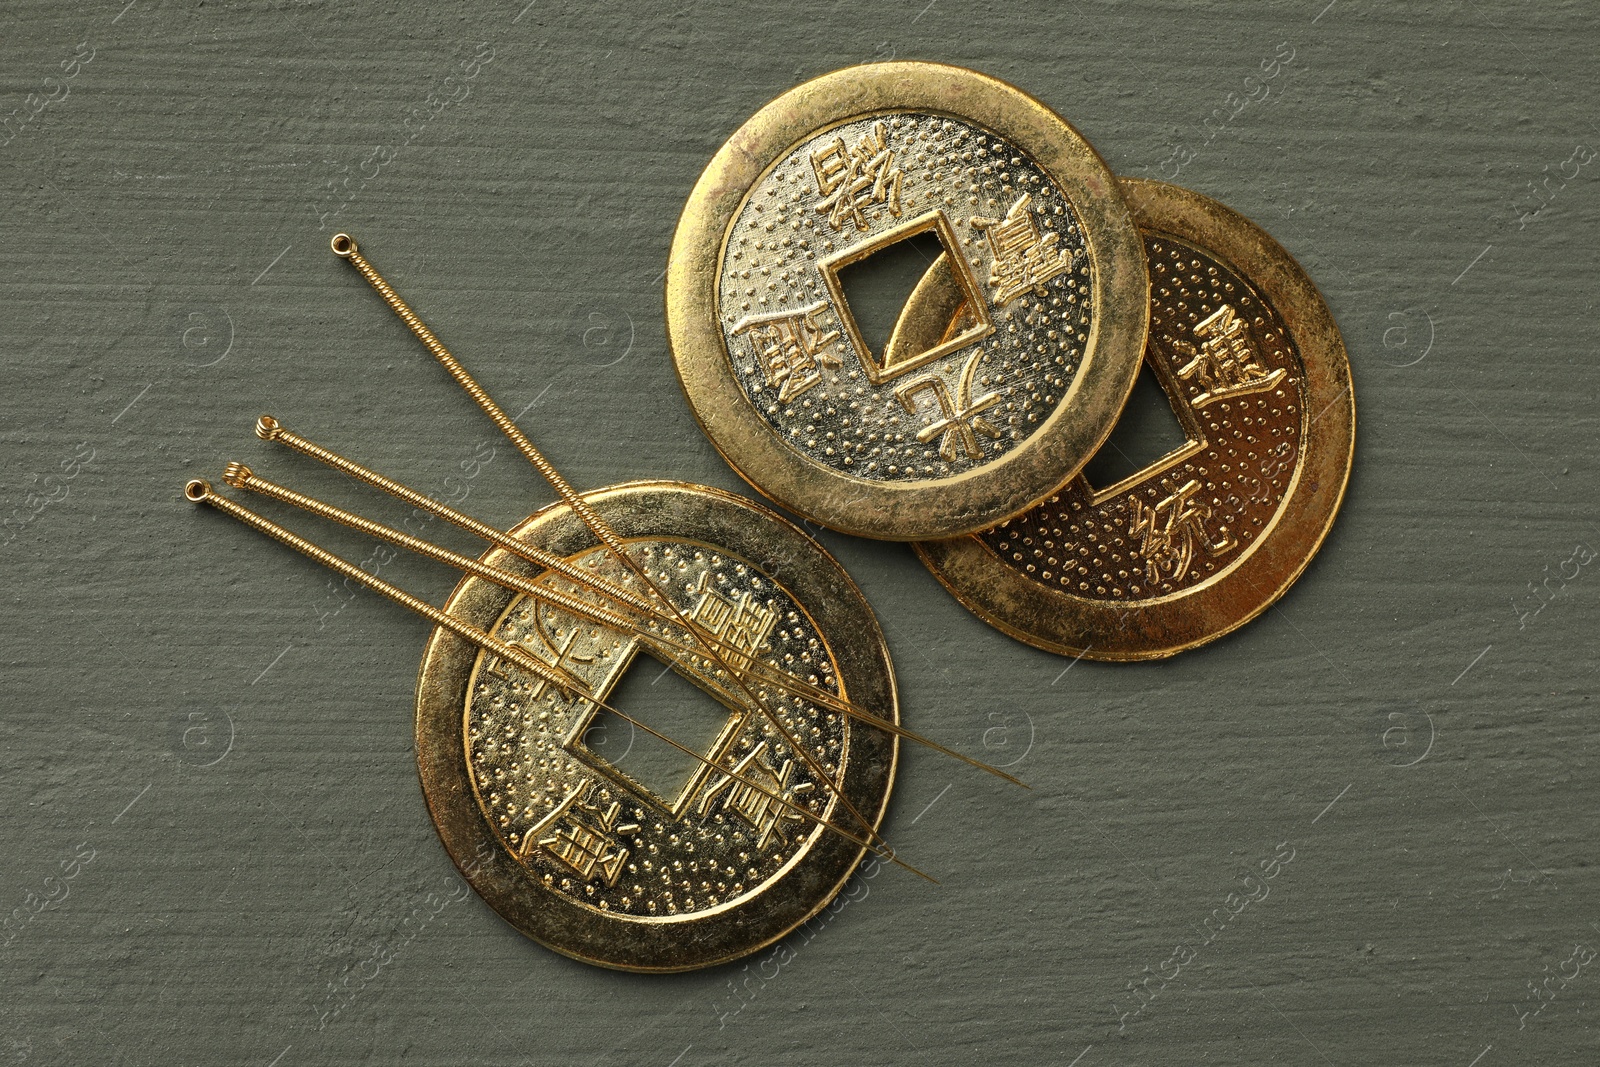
[1, 0, 1595, 1063]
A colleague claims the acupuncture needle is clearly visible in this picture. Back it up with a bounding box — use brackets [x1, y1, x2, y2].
[254, 414, 876, 722]
[222, 461, 643, 630]
[254, 415, 662, 618]
[330, 232, 903, 851]
[223, 459, 1024, 787]
[330, 233, 910, 854]
[187, 476, 931, 882]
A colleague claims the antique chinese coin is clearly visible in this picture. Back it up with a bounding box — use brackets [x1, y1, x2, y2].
[667, 61, 1148, 539]
[414, 481, 898, 971]
[914, 178, 1355, 659]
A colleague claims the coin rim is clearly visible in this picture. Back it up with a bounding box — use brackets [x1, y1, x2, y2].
[665, 61, 1149, 540]
[913, 177, 1357, 660]
[414, 480, 899, 972]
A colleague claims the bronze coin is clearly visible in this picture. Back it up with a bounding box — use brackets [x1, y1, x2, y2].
[415, 481, 898, 970]
[914, 178, 1355, 659]
[667, 61, 1148, 539]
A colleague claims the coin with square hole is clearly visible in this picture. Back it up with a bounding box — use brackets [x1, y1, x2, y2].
[914, 178, 1355, 659]
[414, 481, 898, 971]
[667, 62, 1148, 539]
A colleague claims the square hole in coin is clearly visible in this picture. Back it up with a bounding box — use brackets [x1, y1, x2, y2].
[1081, 361, 1194, 493]
[579, 651, 738, 811]
[818, 211, 993, 383]
[836, 228, 946, 359]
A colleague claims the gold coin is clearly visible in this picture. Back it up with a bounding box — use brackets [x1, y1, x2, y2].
[415, 480, 898, 971]
[666, 61, 1148, 540]
[914, 178, 1355, 659]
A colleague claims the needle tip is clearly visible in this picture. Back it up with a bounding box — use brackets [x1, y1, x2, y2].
[222, 463, 252, 489]
[330, 232, 357, 258]
[255, 414, 281, 440]
[184, 480, 210, 502]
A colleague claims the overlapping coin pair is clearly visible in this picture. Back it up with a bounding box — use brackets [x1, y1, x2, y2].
[668, 61, 1354, 661]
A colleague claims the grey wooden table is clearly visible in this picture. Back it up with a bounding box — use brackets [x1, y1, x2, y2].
[3, 1, 1596, 1064]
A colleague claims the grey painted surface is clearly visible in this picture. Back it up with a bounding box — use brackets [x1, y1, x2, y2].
[2, 1, 1596, 1063]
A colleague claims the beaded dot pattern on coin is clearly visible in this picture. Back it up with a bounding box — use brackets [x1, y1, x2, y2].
[463, 540, 845, 918]
[417, 481, 899, 971]
[915, 177, 1354, 660]
[981, 234, 1301, 600]
[719, 114, 1094, 482]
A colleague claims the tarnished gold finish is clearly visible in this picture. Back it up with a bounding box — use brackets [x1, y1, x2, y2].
[914, 178, 1355, 660]
[666, 62, 1149, 540]
[415, 480, 899, 971]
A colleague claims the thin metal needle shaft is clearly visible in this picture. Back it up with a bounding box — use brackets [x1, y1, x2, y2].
[255, 414, 659, 617]
[223, 462, 640, 631]
[183, 480, 587, 697]
[329, 232, 902, 849]
[260, 417, 836, 705]
[251, 416, 826, 689]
